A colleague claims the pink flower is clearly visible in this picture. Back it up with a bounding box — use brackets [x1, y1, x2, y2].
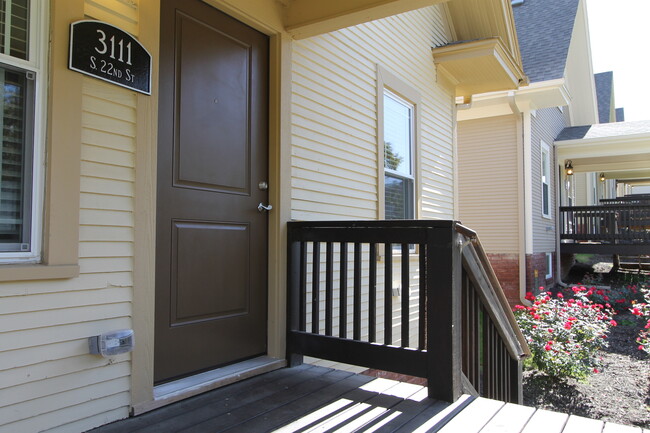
[564, 322, 573, 330]
[544, 341, 553, 351]
[632, 308, 642, 316]
[593, 368, 599, 373]
[556, 293, 564, 298]
[609, 320, 617, 327]
[603, 296, 609, 301]
[548, 328, 554, 333]
[639, 345, 645, 351]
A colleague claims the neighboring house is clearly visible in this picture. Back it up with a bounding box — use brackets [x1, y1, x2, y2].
[0, 1, 526, 431]
[456, 0, 599, 304]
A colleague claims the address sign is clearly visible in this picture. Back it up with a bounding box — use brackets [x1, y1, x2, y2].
[69, 20, 152, 95]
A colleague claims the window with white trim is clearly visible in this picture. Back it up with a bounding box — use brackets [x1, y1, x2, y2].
[383, 90, 414, 220]
[541, 140, 551, 218]
[0, 0, 45, 261]
[545, 253, 553, 279]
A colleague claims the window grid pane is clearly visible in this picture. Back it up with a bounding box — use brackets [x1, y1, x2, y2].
[384, 91, 414, 220]
[0, 0, 29, 60]
[0, 65, 29, 249]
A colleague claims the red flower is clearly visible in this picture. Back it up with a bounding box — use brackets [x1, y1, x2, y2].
[609, 320, 617, 327]
[593, 368, 599, 373]
[603, 296, 609, 301]
[548, 328, 554, 333]
[639, 345, 645, 351]
[631, 308, 642, 316]
[556, 293, 564, 298]
[544, 341, 553, 351]
[525, 292, 535, 301]
[564, 322, 573, 330]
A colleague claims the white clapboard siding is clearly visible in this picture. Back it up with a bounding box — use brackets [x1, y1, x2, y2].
[458, 115, 521, 253]
[291, 5, 454, 222]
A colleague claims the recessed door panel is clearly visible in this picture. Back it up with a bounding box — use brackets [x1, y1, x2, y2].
[171, 221, 249, 324]
[175, 13, 250, 194]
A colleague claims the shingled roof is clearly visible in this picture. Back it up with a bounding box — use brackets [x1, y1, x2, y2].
[556, 120, 650, 141]
[594, 71, 614, 123]
[512, 0, 580, 83]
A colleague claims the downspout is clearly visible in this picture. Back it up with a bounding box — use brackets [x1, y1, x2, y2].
[508, 93, 529, 302]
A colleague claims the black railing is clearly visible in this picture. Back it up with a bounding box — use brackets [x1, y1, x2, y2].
[560, 204, 650, 242]
[286, 220, 528, 403]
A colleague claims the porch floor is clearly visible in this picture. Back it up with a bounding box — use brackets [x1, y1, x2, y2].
[88, 365, 647, 433]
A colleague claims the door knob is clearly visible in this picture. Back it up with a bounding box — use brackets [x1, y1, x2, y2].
[258, 202, 273, 212]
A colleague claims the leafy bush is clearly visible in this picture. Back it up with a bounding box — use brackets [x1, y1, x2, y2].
[562, 284, 646, 314]
[514, 289, 616, 379]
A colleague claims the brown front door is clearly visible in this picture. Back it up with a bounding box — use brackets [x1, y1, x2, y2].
[155, 0, 269, 383]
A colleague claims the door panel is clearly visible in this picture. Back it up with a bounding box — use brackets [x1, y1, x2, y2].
[155, 0, 269, 383]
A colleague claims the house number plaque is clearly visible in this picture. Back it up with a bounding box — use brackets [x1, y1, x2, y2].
[69, 20, 152, 95]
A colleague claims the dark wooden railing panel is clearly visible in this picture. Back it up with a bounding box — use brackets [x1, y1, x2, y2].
[560, 204, 650, 243]
[287, 220, 527, 404]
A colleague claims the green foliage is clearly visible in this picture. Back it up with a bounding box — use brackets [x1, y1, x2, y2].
[384, 141, 403, 171]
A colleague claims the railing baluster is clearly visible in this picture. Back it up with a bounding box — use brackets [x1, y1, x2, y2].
[419, 243, 426, 350]
[312, 242, 320, 334]
[369, 243, 377, 343]
[401, 243, 410, 348]
[339, 242, 348, 338]
[325, 242, 333, 336]
[353, 242, 362, 341]
[299, 241, 307, 332]
[384, 243, 392, 345]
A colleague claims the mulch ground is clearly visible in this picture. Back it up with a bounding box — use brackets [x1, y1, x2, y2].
[523, 312, 650, 429]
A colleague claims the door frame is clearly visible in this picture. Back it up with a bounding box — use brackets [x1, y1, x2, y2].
[131, 0, 292, 414]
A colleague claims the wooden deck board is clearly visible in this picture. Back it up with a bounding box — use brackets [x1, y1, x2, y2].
[521, 409, 569, 433]
[437, 397, 505, 433]
[480, 402, 536, 433]
[562, 415, 604, 433]
[603, 423, 645, 433]
[136, 365, 333, 433]
[181, 369, 356, 432]
[223, 373, 375, 432]
[87, 366, 647, 433]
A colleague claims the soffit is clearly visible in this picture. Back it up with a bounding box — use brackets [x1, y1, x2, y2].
[432, 38, 525, 98]
[283, 0, 446, 39]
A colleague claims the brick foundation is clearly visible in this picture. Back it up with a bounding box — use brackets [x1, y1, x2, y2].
[486, 253, 521, 306]
[525, 252, 555, 292]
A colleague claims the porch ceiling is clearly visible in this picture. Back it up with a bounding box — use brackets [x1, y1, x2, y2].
[556, 121, 650, 182]
[283, 0, 447, 39]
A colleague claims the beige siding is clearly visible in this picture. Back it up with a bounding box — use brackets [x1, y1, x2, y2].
[458, 115, 520, 254]
[292, 7, 452, 371]
[530, 107, 567, 253]
[0, 5, 138, 432]
[291, 6, 454, 221]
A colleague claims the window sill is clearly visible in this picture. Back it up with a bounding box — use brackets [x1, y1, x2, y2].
[0, 263, 79, 282]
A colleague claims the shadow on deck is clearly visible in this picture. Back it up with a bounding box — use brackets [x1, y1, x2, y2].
[87, 365, 460, 433]
[88, 364, 647, 433]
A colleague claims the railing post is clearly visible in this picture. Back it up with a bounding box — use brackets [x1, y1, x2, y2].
[286, 226, 303, 367]
[426, 226, 463, 402]
[509, 357, 522, 404]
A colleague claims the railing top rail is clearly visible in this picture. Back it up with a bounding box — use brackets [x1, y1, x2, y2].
[559, 204, 650, 211]
[457, 226, 530, 359]
[288, 220, 455, 229]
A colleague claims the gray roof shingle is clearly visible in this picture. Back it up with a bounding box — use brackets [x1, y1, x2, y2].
[594, 71, 613, 123]
[556, 120, 650, 141]
[513, 0, 580, 83]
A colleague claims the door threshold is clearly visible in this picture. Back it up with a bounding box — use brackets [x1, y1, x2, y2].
[134, 356, 286, 415]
